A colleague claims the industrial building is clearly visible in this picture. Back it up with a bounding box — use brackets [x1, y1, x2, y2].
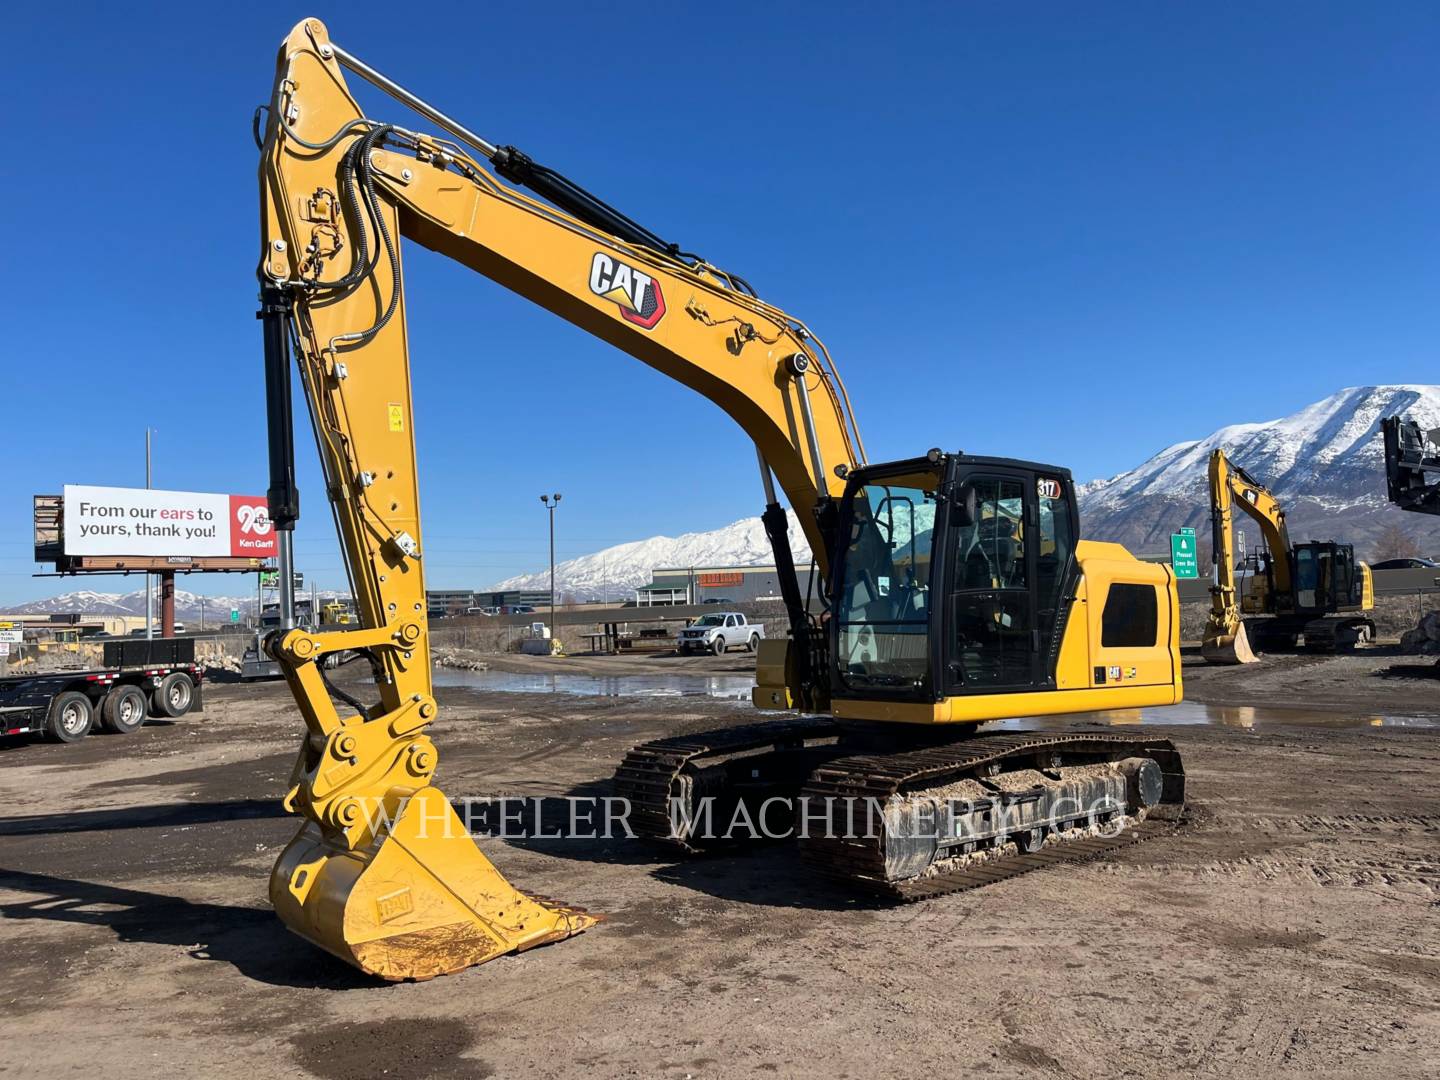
[426, 588, 552, 616]
[636, 565, 790, 606]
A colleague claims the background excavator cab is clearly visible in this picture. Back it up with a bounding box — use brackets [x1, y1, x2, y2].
[1289, 541, 1367, 615]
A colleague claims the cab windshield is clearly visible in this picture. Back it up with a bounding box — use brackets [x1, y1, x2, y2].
[695, 615, 725, 626]
[834, 472, 938, 690]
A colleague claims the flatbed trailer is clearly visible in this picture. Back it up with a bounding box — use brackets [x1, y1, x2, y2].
[0, 640, 204, 743]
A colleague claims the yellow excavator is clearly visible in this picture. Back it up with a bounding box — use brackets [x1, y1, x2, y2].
[1202, 449, 1375, 664]
[256, 18, 1186, 981]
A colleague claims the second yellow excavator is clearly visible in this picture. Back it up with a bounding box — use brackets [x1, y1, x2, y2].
[1203, 448, 1375, 663]
[255, 18, 1186, 981]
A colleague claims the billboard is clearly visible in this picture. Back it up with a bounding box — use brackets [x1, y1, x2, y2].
[61, 484, 277, 559]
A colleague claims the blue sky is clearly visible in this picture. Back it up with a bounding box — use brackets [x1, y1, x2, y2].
[5, 2, 1437, 602]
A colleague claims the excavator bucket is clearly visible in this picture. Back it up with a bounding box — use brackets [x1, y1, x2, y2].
[1202, 618, 1259, 665]
[270, 787, 597, 981]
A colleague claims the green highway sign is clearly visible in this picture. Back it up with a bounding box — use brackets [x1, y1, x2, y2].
[259, 570, 279, 587]
[1170, 530, 1200, 579]
[230, 609, 240, 623]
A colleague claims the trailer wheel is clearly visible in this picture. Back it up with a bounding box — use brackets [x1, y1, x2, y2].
[46, 691, 94, 743]
[102, 685, 149, 734]
[710, 636, 726, 656]
[152, 672, 195, 718]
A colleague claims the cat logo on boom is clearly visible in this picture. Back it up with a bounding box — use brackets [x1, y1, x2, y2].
[589, 252, 666, 330]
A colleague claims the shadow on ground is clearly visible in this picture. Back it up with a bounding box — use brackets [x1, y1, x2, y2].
[0, 799, 287, 837]
[464, 784, 881, 913]
[0, 867, 372, 989]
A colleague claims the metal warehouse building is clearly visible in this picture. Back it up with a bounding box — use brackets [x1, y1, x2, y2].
[637, 565, 789, 606]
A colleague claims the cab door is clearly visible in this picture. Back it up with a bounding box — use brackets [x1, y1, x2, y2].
[941, 469, 1076, 695]
[943, 471, 1035, 692]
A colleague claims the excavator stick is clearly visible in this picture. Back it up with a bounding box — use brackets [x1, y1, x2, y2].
[256, 16, 610, 979]
[1203, 450, 1263, 665]
[270, 788, 596, 982]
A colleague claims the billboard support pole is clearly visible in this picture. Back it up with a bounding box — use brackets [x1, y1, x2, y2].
[145, 429, 154, 640]
[160, 572, 176, 637]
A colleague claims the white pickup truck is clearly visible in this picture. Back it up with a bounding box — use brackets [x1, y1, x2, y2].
[676, 612, 764, 655]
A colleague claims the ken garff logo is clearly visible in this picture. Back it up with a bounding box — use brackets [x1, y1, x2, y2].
[590, 252, 666, 330]
[236, 504, 272, 535]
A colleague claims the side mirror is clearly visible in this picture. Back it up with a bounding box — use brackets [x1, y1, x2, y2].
[953, 484, 977, 527]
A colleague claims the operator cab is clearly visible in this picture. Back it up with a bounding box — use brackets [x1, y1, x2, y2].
[829, 452, 1078, 705]
[1290, 541, 1365, 615]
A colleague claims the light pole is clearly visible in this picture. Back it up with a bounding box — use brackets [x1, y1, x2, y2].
[540, 493, 561, 640]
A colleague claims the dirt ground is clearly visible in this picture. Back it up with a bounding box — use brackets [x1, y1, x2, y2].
[2, 649, 1437, 1079]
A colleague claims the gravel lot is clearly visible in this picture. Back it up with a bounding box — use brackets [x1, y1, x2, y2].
[1, 649, 1436, 1078]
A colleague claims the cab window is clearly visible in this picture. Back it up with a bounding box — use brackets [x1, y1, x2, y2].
[1100, 584, 1158, 648]
[834, 475, 938, 691]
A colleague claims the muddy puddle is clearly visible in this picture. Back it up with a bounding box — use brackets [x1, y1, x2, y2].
[997, 700, 1438, 730]
[433, 669, 1437, 728]
[432, 668, 755, 700]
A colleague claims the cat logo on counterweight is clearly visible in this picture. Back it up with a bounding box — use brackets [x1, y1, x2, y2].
[589, 252, 666, 330]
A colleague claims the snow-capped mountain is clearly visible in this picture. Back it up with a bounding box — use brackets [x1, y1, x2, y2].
[5, 587, 346, 624]
[1078, 385, 1440, 555]
[481, 385, 1437, 600]
[487, 514, 814, 602]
